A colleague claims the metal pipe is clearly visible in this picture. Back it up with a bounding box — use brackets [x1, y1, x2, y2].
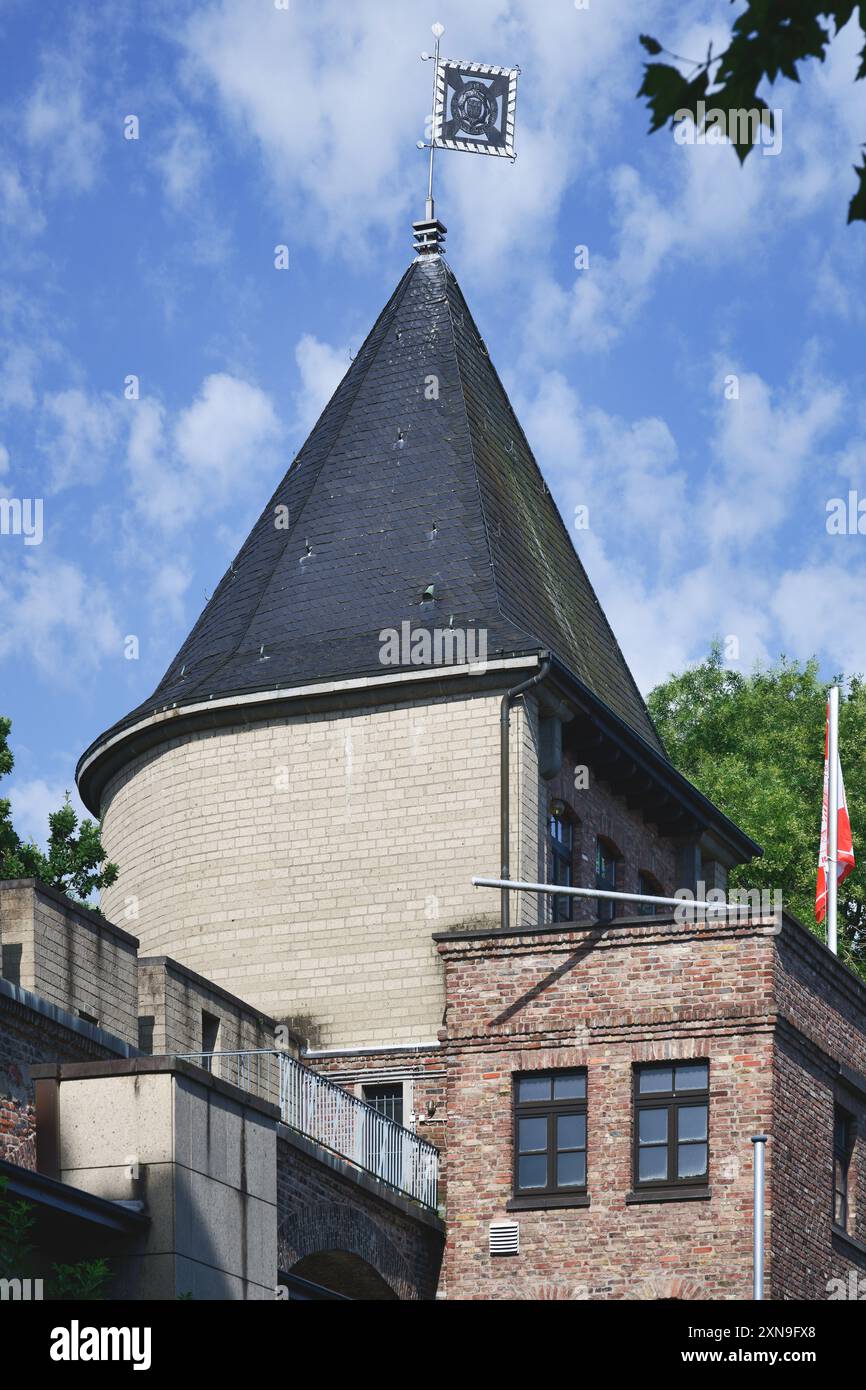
[752, 1134, 768, 1299]
[473, 876, 777, 919]
[828, 684, 839, 955]
[426, 23, 443, 219]
[500, 658, 551, 930]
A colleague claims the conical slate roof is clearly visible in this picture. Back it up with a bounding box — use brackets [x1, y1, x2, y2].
[83, 251, 666, 776]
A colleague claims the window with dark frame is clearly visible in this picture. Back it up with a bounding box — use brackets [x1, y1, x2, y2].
[834, 1105, 854, 1232]
[548, 804, 575, 923]
[596, 837, 619, 922]
[634, 1062, 709, 1190]
[362, 1082, 404, 1127]
[637, 870, 664, 916]
[362, 1082, 405, 1185]
[513, 1070, 587, 1203]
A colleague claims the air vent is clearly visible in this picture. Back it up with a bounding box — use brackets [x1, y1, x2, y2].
[489, 1221, 519, 1256]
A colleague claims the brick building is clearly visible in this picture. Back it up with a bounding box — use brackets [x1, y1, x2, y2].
[436, 907, 866, 1299]
[1, 220, 864, 1299]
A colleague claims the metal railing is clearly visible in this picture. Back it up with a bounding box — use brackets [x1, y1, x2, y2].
[175, 1049, 439, 1211]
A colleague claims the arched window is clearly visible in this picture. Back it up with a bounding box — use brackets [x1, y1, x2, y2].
[595, 836, 621, 922]
[637, 870, 665, 916]
[548, 801, 577, 923]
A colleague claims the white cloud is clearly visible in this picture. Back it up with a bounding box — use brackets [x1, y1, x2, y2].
[39, 388, 122, 490]
[0, 556, 122, 682]
[702, 364, 844, 552]
[0, 344, 40, 412]
[294, 334, 349, 432]
[0, 443, 9, 475]
[127, 373, 282, 532]
[25, 56, 103, 196]
[771, 561, 866, 679]
[0, 163, 46, 235]
[152, 117, 211, 208]
[178, 0, 662, 273]
[516, 349, 857, 693]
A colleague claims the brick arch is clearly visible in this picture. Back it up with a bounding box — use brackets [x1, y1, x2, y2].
[278, 1202, 419, 1301]
[624, 1275, 706, 1301]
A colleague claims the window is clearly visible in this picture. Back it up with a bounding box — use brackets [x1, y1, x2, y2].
[138, 1015, 155, 1055]
[512, 1071, 587, 1205]
[548, 804, 575, 922]
[834, 1106, 854, 1231]
[596, 837, 619, 922]
[638, 871, 664, 916]
[1, 942, 22, 987]
[362, 1083, 404, 1186]
[362, 1082, 404, 1127]
[201, 1010, 220, 1071]
[634, 1062, 709, 1190]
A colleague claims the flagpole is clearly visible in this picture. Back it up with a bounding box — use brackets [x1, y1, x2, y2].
[828, 683, 839, 955]
[426, 23, 444, 220]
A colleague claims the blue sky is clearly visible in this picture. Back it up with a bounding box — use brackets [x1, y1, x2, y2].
[1, 0, 865, 847]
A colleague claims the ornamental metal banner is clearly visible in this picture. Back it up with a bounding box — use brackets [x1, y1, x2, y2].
[432, 59, 519, 159]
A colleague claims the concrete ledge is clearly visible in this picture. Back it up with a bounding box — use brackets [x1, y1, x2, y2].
[139, 955, 282, 1033]
[0, 877, 140, 949]
[277, 1122, 444, 1236]
[30, 1056, 281, 1122]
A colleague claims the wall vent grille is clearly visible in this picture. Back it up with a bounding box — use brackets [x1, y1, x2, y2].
[489, 1221, 519, 1256]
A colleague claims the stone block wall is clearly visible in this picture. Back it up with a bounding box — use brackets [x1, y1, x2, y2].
[0, 879, 138, 1044]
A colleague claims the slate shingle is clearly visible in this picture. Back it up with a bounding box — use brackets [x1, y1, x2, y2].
[86, 254, 666, 759]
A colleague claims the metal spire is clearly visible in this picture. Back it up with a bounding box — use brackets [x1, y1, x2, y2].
[415, 22, 447, 256]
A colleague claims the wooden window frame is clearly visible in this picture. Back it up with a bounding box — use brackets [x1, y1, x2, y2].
[633, 1062, 710, 1195]
[834, 1104, 855, 1233]
[595, 836, 620, 922]
[510, 1070, 589, 1210]
[637, 870, 664, 917]
[548, 803, 576, 924]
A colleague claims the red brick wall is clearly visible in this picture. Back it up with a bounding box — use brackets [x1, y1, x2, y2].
[436, 912, 866, 1300]
[770, 927, 866, 1298]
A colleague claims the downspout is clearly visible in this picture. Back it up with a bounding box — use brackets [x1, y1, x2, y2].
[500, 654, 552, 931]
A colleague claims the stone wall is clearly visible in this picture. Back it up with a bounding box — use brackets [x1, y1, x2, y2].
[31, 1058, 279, 1300]
[0, 879, 138, 1044]
[0, 977, 135, 1168]
[137, 955, 285, 1058]
[98, 692, 515, 1049]
[277, 1125, 444, 1300]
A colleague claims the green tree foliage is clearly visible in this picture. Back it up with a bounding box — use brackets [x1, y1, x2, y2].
[638, 4, 866, 224]
[0, 717, 118, 906]
[648, 649, 866, 980]
[0, 1175, 111, 1300]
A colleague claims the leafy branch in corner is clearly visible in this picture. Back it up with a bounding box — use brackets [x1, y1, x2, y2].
[638, 4, 866, 223]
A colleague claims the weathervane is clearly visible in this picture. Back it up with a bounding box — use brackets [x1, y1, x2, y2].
[414, 22, 519, 254]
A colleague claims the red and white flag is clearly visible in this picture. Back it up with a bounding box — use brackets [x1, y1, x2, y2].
[816, 700, 855, 923]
